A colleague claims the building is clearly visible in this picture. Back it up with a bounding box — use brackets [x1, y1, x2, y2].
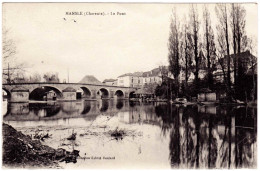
[103, 79, 118, 86]
[213, 51, 257, 83]
[117, 73, 143, 88]
[46, 90, 56, 100]
[117, 68, 164, 88]
[142, 68, 162, 85]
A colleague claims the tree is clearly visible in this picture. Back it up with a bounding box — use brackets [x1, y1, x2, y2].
[189, 5, 200, 92]
[143, 82, 158, 94]
[158, 65, 169, 81]
[29, 72, 42, 82]
[180, 16, 193, 90]
[215, 4, 232, 98]
[168, 8, 181, 97]
[230, 4, 247, 96]
[43, 72, 60, 83]
[203, 5, 217, 89]
[2, 28, 27, 83]
[230, 4, 238, 89]
[155, 83, 168, 99]
[247, 37, 257, 101]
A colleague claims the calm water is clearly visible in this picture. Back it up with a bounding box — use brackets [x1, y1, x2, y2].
[2, 99, 257, 169]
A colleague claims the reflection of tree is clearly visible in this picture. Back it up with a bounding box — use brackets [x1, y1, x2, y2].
[235, 107, 257, 168]
[169, 106, 180, 168]
[155, 104, 173, 136]
[208, 115, 218, 168]
[158, 104, 256, 169]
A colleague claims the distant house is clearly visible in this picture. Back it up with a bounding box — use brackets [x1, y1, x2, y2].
[213, 51, 257, 83]
[117, 73, 143, 88]
[117, 68, 164, 88]
[103, 79, 117, 86]
[46, 90, 56, 100]
[142, 68, 162, 85]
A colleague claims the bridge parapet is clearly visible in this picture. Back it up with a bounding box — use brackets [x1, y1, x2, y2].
[3, 83, 137, 102]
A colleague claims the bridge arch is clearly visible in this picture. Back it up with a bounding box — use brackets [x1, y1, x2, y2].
[97, 88, 109, 99]
[29, 86, 63, 100]
[79, 87, 91, 99]
[115, 90, 124, 98]
[129, 91, 135, 98]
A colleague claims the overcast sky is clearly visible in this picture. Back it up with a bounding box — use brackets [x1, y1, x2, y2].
[3, 3, 258, 83]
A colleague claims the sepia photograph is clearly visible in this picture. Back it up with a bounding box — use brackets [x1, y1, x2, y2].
[1, 2, 258, 169]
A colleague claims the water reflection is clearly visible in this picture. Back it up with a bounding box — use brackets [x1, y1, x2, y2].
[156, 104, 257, 169]
[2, 100, 257, 169]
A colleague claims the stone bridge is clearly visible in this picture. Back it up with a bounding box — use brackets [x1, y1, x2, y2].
[2, 83, 137, 102]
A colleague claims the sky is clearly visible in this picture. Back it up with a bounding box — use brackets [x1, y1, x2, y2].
[2, 3, 258, 83]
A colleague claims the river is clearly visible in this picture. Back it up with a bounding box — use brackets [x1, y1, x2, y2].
[2, 99, 257, 169]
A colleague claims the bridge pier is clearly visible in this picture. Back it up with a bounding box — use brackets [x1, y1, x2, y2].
[61, 87, 76, 101]
[124, 92, 129, 99]
[110, 91, 114, 99]
[113, 95, 118, 100]
[10, 87, 29, 103]
[91, 90, 96, 99]
[10, 102, 29, 114]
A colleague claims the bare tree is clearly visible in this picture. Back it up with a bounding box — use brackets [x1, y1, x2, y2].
[181, 16, 193, 88]
[2, 28, 27, 83]
[235, 4, 247, 54]
[189, 5, 200, 91]
[230, 4, 238, 88]
[168, 8, 181, 97]
[215, 4, 232, 96]
[247, 37, 257, 101]
[230, 4, 247, 95]
[216, 22, 229, 90]
[203, 5, 216, 88]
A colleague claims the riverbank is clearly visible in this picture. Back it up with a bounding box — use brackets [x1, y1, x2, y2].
[2, 123, 79, 169]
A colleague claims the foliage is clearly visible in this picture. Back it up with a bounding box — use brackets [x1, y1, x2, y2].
[43, 72, 60, 83]
[143, 82, 158, 94]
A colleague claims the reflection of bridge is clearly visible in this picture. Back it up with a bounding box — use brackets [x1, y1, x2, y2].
[3, 100, 131, 121]
[2, 83, 137, 102]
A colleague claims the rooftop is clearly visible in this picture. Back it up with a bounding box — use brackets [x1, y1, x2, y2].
[118, 67, 166, 78]
[103, 79, 117, 83]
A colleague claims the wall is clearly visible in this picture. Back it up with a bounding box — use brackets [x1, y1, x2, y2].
[198, 92, 217, 102]
[10, 103, 29, 114]
[205, 93, 216, 101]
[11, 91, 29, 102]
[62, 92, 76, 101]
[117, 76, 131, 87]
